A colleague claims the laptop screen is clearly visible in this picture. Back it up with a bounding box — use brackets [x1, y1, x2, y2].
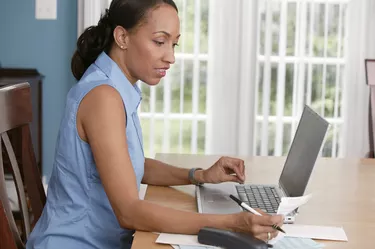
[279, 105, 329, 197]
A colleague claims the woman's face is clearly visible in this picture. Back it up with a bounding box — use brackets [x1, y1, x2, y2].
[124, 4, 180, 85]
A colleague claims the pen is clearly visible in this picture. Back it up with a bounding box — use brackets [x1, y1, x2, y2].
[229, 194, 286, 234]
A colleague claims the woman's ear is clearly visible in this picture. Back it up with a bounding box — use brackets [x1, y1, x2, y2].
[113, 26, 129, 50]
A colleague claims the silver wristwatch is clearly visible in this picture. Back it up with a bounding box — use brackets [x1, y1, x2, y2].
[188, 168, 204, 186]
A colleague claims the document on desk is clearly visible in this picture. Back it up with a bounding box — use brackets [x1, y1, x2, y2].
[273, 237, 324, 249]
[156, 233, 219, 248]
[139, 184, 148, 200]
[170, 237, 323, 249]
[277, 194, 312, 215]
[283, 224, 348, 241]
[270, 224, 347, 244]
[173, 246, 220, 249]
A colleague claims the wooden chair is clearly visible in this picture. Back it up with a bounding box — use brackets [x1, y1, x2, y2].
[0, 82, 46, 249]
[0, 200, 17, 249]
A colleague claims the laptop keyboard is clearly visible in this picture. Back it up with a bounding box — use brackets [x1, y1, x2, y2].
[235, 185, 281, 214]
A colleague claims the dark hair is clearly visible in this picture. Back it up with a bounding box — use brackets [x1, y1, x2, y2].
[71, 0, 178, 81]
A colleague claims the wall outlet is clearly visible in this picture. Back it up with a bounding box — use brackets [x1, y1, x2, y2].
[35, 0, 57, 20]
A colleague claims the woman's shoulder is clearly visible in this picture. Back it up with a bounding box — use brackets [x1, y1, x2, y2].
[68, 68, 115, 104]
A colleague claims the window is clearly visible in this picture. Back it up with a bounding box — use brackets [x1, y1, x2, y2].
[255, 0, 348, 157]
[99, 0, 367, 159]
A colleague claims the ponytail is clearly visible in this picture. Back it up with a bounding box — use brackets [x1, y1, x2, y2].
[71, 10, 114, 81]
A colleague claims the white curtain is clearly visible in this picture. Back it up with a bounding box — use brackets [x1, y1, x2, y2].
[205, 0, 259, 156]
[77, 0, 108, 37]
[340, 0, 375, 158]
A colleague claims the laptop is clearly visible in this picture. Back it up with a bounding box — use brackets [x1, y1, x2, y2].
[196, 105, 329, 223]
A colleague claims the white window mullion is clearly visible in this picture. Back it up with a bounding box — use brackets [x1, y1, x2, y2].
[318, 0, 327, 156]
[274, 0, 288, 156]
[191, 0, 201, 154]
[253, 0, 262, 155]
[297, 1, 307, 115]
[306, 2, 315, 106]
[339, 0, 350, 157]
[321, 2, 329, 117]
[149, 86, 156, 157]
[178, 59, 185, 153]
[163, 76, 171, 153]
[137, 82, 142, 112]
[291, 1, 301, 140]
[261, 0, 273, 156]
[332, 3, 344, 157]
[178, 0, 188, 153]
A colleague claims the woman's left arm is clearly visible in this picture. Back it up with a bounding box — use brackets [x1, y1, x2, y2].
[142, 157, 246, 186]
[141, 158, 204, 186]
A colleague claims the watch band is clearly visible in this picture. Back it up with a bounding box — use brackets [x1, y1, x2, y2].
[189, 168, 204, 186]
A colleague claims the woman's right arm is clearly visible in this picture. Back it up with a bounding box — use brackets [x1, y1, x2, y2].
[77, 85, 282, 242]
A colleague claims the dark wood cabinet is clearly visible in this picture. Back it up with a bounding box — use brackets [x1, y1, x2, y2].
[0, 68, 43, 175]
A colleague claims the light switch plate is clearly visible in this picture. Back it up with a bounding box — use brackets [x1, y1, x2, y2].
[35, 0, 57, 20]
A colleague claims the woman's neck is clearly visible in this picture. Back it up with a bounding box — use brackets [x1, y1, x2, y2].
[108, 49, 138, 85]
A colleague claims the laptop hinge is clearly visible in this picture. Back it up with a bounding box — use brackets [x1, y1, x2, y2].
[278, 181, 288, 197]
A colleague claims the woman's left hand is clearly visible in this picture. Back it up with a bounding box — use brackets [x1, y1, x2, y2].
[196, 156, 246, 184]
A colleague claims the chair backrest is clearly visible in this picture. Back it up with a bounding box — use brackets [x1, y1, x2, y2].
[0, 200, 18, 249]
[0, 82, 46, 248]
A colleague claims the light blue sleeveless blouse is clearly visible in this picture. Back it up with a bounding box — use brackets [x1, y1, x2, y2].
[26, 52, 145, 249]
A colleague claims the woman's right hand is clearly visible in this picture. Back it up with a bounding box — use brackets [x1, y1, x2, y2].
[232, 212, 284, 242]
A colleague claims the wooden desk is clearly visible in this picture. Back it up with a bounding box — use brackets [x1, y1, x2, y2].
[132, 154, 375, 249]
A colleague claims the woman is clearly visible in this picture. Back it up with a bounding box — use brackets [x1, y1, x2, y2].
[26, 0, 283, 248]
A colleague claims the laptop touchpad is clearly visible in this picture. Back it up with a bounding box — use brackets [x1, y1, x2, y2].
[200, 183, 242, 214]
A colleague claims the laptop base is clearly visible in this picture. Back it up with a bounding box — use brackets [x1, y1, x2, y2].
[196, 183, 296, 224]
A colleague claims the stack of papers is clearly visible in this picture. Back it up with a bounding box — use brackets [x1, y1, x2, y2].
[272, 237, 324, 249]
[139, 184, 148, 200]
[156, 233, 210, 247]
[283, 224, 347, 241]
[155, 193, 347, 248]
[171, 246, 218, 249]
[156, 233, 325, 249]
[270, 224, 348, 245]
[167, 237, 324, 249]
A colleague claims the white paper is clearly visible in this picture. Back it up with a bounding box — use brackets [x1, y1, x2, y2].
[171, 245, 218, 249]
[139, 184, 148, 200]
[269, 232, 285, 245]
[277, 194, 312, 216]
[273, 237, 324, 249]
[156, 233, 219, 248]
[180, 246, 220, 249]
[283, 224, 348, 241]
[156, 233, 199, 246]
[271, 224, 347, 243]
